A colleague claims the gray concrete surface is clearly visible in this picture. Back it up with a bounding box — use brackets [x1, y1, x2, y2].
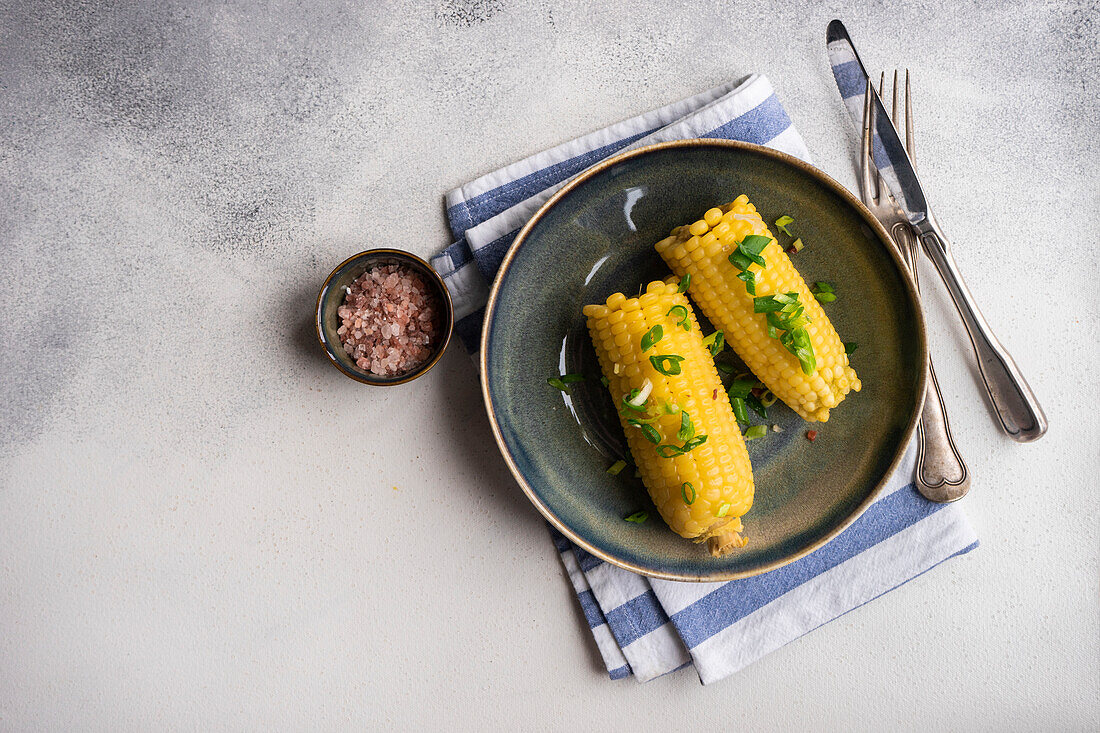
[1, 0, 1098, 729]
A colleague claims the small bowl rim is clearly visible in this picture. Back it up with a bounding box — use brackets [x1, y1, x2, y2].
[478, 138, 928, 582]
[315, 248, 454, 386]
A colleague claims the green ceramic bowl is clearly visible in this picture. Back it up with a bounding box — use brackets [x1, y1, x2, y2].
[480, 140, 927, 582]
[316, 249, 453, 386]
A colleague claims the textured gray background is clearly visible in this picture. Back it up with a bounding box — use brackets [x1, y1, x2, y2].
[1, 0, 1098, 729]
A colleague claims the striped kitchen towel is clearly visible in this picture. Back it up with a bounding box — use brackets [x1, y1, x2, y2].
[431, 74, 978, 685]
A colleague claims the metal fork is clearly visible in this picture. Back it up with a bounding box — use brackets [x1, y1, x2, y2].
[860, 72, 970, 503]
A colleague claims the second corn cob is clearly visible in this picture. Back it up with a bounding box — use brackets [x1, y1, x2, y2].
[655, 195, 860, 422]
[584, 279, 753, 556]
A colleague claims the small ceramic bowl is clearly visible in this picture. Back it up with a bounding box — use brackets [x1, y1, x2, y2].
[316, 249, 453, 385]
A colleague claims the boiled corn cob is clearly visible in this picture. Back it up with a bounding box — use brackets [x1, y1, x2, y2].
[655, 195, 860, 422]
[584, 279, 753, 556]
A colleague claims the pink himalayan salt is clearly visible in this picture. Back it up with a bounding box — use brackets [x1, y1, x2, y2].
[336, 264, 440, 376]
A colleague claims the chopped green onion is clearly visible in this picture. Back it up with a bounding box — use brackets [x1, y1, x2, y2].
[727, 378, 756, 400]
[716, 363, 735, 375]
[677, 411, 695, 442]
[662, 401, 681, 414]
[728, 250, 753, 271]
[731, 396, 750, 423]
[745, 393, 767, 420]
[811, 283, 836, 304]
[740, 234, 772, 257]
[767, 324, 778, 339]
[641, 324, 663, 352]
[600, 375, 609, 387]
[753, 295, 786, 313]
[547, 377, 570, 394]
[681, 481, 696, 505]
[760, 390, 778, 407]
[627, 421, 661, 444]
[716, 503, 731, 517]
[677, 273, 691, 293]
[606, 460, 627, 476]
[788, 238, 804, 253]
[656, 434, 707, 458]
[744, 425, 768, 440]
[624, 511, 649, 524]
[737, 270, 756, 295]
[701, 330, 724, 357]
[844, 341, 859, 355]
[559, 373, 585, 384]
[650, 354, 685, 376]
[681, 434, 707, 452]
[621, 390, 647, 413]
[737, 243, 766, 267]
[666, 305, 690, 331]
[774, 215, 794, 236]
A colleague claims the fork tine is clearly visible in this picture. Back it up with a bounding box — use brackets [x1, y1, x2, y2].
[891, 69, 899, 123]
[875, 72, 887, 202]
[859, 79, 875, 203]
[904, 69, 915, 168]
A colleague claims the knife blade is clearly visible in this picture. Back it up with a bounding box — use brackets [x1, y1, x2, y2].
[826, 19, 1049, 442]
[826, 19, 930, 226]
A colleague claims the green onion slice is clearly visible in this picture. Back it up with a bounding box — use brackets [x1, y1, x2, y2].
[627, 421, 662, 444]
[677, 273, 691, 293]
[812, 281, 835, 294]
[744, 424, 768, 440]
[760, 390, 778, 407]
[681, 434, 707, 452]
[641, 324, 663, 352]
[731, 396, 749, 423]
[606, 460, 627, 476]
[753, 295, 787, 313]
[662, 401, 681, 414]
[844, 341, 859, 355]
[547, 377, 570, 394]
[624, 511, 649, 524]
[681, 481, 696, 505]
[701, 330, 725, 357]
[600, 375, 609, 387]
[813, 292, 836, 303]
[740, 234, 772, 256]
[716, 362, 735, 375]
[728, 250, 753, 271]
[650, 354, 685, 376]
[789, 238, 804, 252]
[621, 389, 646, 413]
[727, 378, 756, 400]
[737, 270, 756, 295]
[666, 305, 690, 331]
[559, 373, 585, 384]
[745, 394, 767, 420]
[774, 215, 794, 236]
[716, 503, 731, 518]
[677, 411, 695, 442]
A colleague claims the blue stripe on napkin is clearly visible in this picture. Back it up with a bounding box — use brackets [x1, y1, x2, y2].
[431, 73, 977, 684]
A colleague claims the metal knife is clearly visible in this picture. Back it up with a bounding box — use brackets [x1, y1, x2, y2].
[827, 19, 1048, 443]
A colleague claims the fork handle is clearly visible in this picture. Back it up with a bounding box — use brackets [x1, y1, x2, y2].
[894, 225, 971, 501]
[917, 215, 1049, 442]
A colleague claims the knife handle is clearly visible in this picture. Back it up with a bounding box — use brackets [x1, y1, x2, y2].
[918, 217, 1049, 442]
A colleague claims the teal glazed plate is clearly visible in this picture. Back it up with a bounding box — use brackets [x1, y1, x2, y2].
[480, 140, 927, 582]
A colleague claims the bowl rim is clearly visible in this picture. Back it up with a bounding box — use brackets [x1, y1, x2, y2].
[478, 138, 928, 582]
[315, 248, 454, 386]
